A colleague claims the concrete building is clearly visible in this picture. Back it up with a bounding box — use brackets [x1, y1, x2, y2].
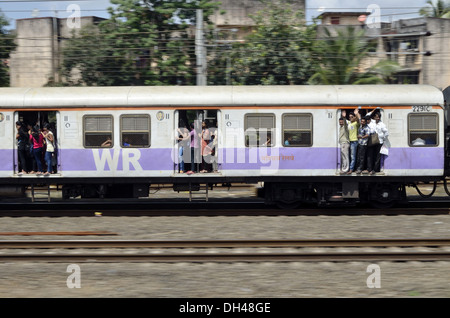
[210, 0, 306, 41]
[317, 11, 369, 27]
[317, 11, 450, 90]
[381, 17, 450, 89]
[9, 16, 104, 87]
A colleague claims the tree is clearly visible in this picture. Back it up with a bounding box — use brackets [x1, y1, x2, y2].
[308, 26, 400, 85]
[0, 11, 16, 86]
[60, 0, 220, 86]
[419, 0, 450, 18]
[210, 0, 317, 85]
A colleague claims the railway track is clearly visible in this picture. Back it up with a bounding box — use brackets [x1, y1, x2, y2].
[1, 238, 450, 262]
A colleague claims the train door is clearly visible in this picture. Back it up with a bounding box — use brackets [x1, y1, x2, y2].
[337, 107, 384, 174]
[14, 111, 59, 175]
[176, 109, 219, 174]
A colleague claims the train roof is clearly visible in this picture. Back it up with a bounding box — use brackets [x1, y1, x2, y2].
[0, 85, 443, 108]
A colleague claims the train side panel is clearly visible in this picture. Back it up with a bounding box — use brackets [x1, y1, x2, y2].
[383, 107, 444, 176]
[0, 111, 14, 178]
[220, 107, 338, 177]
[59, 109, 176, 178]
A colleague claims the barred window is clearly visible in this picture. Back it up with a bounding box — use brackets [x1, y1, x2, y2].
[244, 114, 275, 147]
[83, 115, 113, 148]
[282, 114, 313, 147]
[408, 113, 438, 146]
[120, 114, 150, 148]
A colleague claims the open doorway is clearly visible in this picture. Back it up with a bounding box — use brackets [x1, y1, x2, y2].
[176, 109, 219, 174]
[337, 107, 384, 174]
[15, 111, 59, 175]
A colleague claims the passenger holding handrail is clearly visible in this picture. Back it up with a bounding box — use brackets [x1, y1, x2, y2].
[343, 108, 360, 174]
[355, 117, 372, 174]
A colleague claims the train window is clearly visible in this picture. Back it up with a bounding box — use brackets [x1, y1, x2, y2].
[408, 113, 438, 146]
[83, 115, 113, 148]
[244, 114, 275, 147]
[282, 114, 313, 147]
[120, 115, 150, 148]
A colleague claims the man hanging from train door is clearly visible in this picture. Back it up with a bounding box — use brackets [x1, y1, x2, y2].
[338, 116, 350, 174]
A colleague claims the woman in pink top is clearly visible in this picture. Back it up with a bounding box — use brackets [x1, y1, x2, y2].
[29, 125, 44, 175]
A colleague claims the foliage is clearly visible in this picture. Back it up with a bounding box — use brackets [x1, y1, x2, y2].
[0, 11, 15, 87]
[59, 0, 220, 86]
[209, 0, 317, 85]
[308, 26, 400, 85]
[419, 0, 450, 18]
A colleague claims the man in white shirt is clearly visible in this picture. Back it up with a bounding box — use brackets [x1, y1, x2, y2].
[372, 112, 389, 172]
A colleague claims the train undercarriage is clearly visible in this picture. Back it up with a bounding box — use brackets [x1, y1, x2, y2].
[0, 175, 447, 209]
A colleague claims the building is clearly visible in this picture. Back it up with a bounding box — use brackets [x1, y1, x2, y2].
[317, 11, 450, 90]
[210, 0, 305, 40]
[380, 17, 450, 89]
[9, 16, 104, 87]
[9, 1, 306, 87]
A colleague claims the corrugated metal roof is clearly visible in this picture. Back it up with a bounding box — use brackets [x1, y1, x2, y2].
[0, 85, 443, 108]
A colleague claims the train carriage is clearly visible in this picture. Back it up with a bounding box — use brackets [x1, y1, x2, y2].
[0, 85, 446, 207]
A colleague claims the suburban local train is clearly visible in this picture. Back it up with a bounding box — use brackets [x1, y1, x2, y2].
[0, 85, 448, 208]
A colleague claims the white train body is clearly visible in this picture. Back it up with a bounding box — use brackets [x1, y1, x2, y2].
[0, 85, 445, 206]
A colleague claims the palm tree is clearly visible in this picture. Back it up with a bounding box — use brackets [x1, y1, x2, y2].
[308, 26, 400, 85]
[419, 0, 450, 18]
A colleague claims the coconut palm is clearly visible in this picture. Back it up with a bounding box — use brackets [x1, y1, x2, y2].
[419, 0, 450, 18]
[308, 26, 400, 85]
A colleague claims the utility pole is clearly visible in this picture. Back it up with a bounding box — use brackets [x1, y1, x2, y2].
[196, 9, 207, 86]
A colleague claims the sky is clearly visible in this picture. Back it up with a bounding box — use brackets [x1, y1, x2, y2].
[0, 0, 433, 29]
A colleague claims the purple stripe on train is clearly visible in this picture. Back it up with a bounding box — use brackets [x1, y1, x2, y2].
[384, 147, 444, 170]
[0, 149, 13, 171]
[60, 148, 174, 171]
[52, 147, 444, 172]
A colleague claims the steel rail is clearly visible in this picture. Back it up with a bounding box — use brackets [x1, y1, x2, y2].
[1, 251, 450, 262]
[0, 231, 118, 236]
[1, 238, 450, 249]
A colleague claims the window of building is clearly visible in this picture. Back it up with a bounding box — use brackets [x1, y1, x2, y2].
[330, 17, 340, 25]
[408, 113, 438, 146]
[83, 115, 113, 148]
[120, 114, 151, 148]
[282, 114, 313, 147]
[245, 114, 275, 147]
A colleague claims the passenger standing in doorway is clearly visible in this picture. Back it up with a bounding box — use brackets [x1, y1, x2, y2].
[211, 126, 218, 173]
[372, 112, 389, 172]
[177, 123, 190, 173]
[346, 108, 360, 174]
[187, 122, 200, 174]
[365, 115, 376, 174]
[355, 117, 371, 174]
[16, 121, 29, 175]
[338, 117, 350, 174]
[200, 121, 212, 173]
[29, 125, 44, 175]
[42, 124, 55, 176]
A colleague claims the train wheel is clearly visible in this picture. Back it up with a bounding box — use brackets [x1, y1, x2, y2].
[368, 183, 403, 209]
[275, 201, 301, 209]
[369, 199, 396, 209]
